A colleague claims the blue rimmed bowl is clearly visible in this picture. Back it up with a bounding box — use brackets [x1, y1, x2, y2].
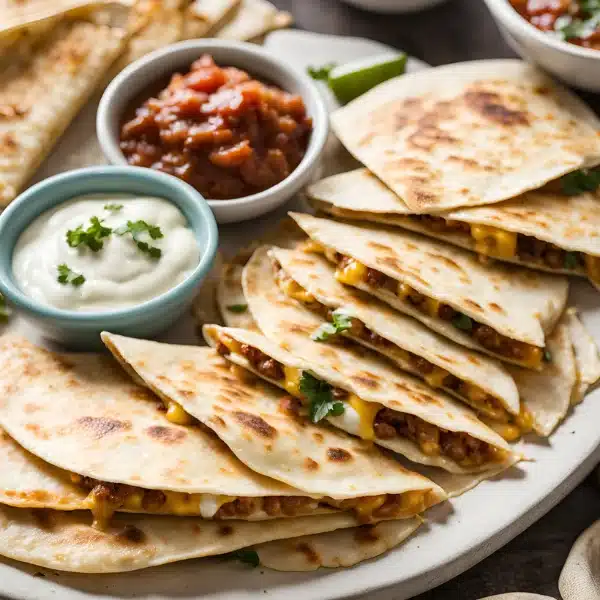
[0, 166, 218, 350]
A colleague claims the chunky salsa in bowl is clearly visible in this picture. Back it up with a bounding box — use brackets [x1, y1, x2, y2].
[509, 0, 600, 49]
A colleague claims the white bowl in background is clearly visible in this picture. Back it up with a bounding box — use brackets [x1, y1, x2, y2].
[484, 0, 600, 93]
[342, 0, 448, 12]
[97, 40, 328, 224]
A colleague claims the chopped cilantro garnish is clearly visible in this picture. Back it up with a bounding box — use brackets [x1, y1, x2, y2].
[66, 217, 113, 252]
[57, 264, 85, 287]
[0, 293, 9, 321]
[543, 349, 552, 363]
[307, 63, 337, 81]
[222, 549, 259, 567]
[452, 313, 473, 332]
[115, 220, 163, 259]
[312, 310, 353, 342]
[564, 251, 580, 270]
[104, 203, 123, 213]
[555, 0, 600, 41]
[560, 169, 600, 196]
[299, 371, 345, 423]
[227, 304, 248, 313]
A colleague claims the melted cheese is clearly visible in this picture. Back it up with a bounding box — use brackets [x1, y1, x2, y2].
[165, 400, 194, 426]
[520, 346, 544, 370]
[514, 405, 534, 434]
[348, 395, 380, 441]
[585, 255, 600, 283]
[470, 224, 517, 259]
[335, 259, 367, 285]
[220, 335, 242, 354]
[283, 365, 303, 397]
[424, 366, 449, 388]
[353, 495, 387, 520]
[484, 420, 522, 443]
[397, 282, 412, 300]
[423, 296, 441, 317]
[301, 240, 325, 254]
[277, 275, 316, 304]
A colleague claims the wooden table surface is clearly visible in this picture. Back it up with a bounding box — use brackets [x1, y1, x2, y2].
[270, 1, 600, 598]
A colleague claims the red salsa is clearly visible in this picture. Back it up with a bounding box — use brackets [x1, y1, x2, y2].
[509, 1, 600, 49]
[120, 55, 313, 200]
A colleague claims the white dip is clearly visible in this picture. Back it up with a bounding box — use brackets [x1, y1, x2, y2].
[13, 194, 200, 311]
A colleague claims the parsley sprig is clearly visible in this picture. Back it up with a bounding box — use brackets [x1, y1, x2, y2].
[115, 220, 163, 259]
[299, 372, 345, 423]
[561, 169, 600, 196]
[57, 264, 85, 287]
[312, 310, 353, 341]
[66, 217, 112, 252]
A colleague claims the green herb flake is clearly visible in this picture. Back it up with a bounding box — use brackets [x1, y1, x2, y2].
[560, 169, 600, 195]
[543, 349, 552, 363]
[227, 304, 248, 314]
[57, 264, 86, 287]
[115, 220, 164, 259]
[564, 251, 580, 270]
[66, 217, 113, 252]
[307, 62, 337, 81]
[312, 310, 353, 342]
[222, 549, 260, 567]
[104, 203, 124, 213]
[299, 371, 345, 423]
[451, 313, 473, 332]
[0, 293, 9, 322]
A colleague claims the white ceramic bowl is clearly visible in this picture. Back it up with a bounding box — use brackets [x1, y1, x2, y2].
[97, 40, 328, 224]
[484, 0, 600, 92]
[342, 0, 448, 12]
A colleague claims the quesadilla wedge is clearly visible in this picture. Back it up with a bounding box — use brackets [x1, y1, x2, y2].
[330, 60, 600, 212]
[308, 169, 600, 289]
[101, 333, 447, 522]
[269, 246, 527, 439]
[0, 336, 370, 529]
[0, 503, 372, 573]
[215, 0, 292, 42]
[290, 213, 569, 370]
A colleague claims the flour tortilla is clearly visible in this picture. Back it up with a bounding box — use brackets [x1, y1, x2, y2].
[291, 213, 569, 361]
[0, 18, 126, 206]
[181, 0, 240, 40]
[331, 60, 600, 212]
[0, 336, 335, 521]
[271, 246, 520, 418]
[215, 0, 292, 42]
[309, 169, 600, 280]
[256, 518, 421, 571]
[101, 333, 445, 507]
[0, 504, 366, 573]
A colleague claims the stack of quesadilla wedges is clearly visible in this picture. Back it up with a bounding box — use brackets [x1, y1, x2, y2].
[0, 335, 442, 572]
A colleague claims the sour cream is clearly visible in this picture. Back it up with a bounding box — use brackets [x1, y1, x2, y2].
[13, 194, 200, 312]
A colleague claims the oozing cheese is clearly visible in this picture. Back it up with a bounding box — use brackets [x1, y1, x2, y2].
[353, 495, 387, 520]
[283, 365, 302, 396]
[348, 395, 380, 441]
[277, 275, 317, 304]
[301, 240, 325, 254]
[470, 224, 517, 259]
[165, 400, 194, 425]
[335, 259, 367, 285]
[424, 366, 449, 388]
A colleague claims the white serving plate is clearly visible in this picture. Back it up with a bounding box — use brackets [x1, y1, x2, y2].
[1, 30, 600, 600]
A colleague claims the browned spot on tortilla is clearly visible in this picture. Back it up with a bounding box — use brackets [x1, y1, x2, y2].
[304, 458, 319, 471]
[367, 242, 392, 252]
[25, 424, 49, 440]
[23, 364, 41, 377]
[77, 416, 131, 439]
[313, 432, 324, 444]
[290, 257, 317, 267]
[376, 255, 400, 270]
[295, 542, 321, 564]
[210, 416, 227, 429]
[327, 448, 352, 462]
[464, 90, 529, 126]
[146, 425, 186, 444]
[115, 525, 146, 544]
[425, 252, 463, 272]
[179, 389, 195, 399]
[24, 403, 41, 414]
[467, 356, 480, 365]
[288, 323, 315, 335]
[464, 299, 483, 312]
[219, 525, 234, 536]
[407, 124, 457, 151]
[355, 525, 380, 544]
[351, 374, 379, 389]
[234, 411, 276, 438]
[489, 302, 505, 314]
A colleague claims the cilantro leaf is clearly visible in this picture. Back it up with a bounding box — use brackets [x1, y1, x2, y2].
[312, 310, 353, 341]
[115, 220, 163, 259]
[0, 293, 9, 322]
[66, 217, 112, 252]
[543, 349, 552, 363]
[227, 304, 248, 313]
[104, 203, 123, 213]
[452, 313, 473, 332]
[222, 549, 259, 567]
[299, 371, 345, 423]
[564, 251, 580, 270]
[307, 63, 337, 81]
[555, 12, 600, 41]
[57, 264, 85, 287]
[561, 169, 600, 195]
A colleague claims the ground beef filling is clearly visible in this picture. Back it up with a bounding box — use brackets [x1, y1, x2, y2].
[373, 409, 503, 467]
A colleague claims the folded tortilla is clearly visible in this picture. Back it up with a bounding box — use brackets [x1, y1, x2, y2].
[290, 212, 569, 370]
[330, 60, 600, 212]
[309, 169, 600, 289]
[269, 246, 523, 432]
[101, 333, 447, 522]
[0, 503, 369, 573]
[0, 17, 126, 206]
[215, 0, 292, 42]
[0, 336, 346, 528]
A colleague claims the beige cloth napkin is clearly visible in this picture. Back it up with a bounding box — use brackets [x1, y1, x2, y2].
[479, 519, 600, 600]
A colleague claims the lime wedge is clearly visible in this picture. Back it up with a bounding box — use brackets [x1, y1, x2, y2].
[328, 53, 407, 105]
